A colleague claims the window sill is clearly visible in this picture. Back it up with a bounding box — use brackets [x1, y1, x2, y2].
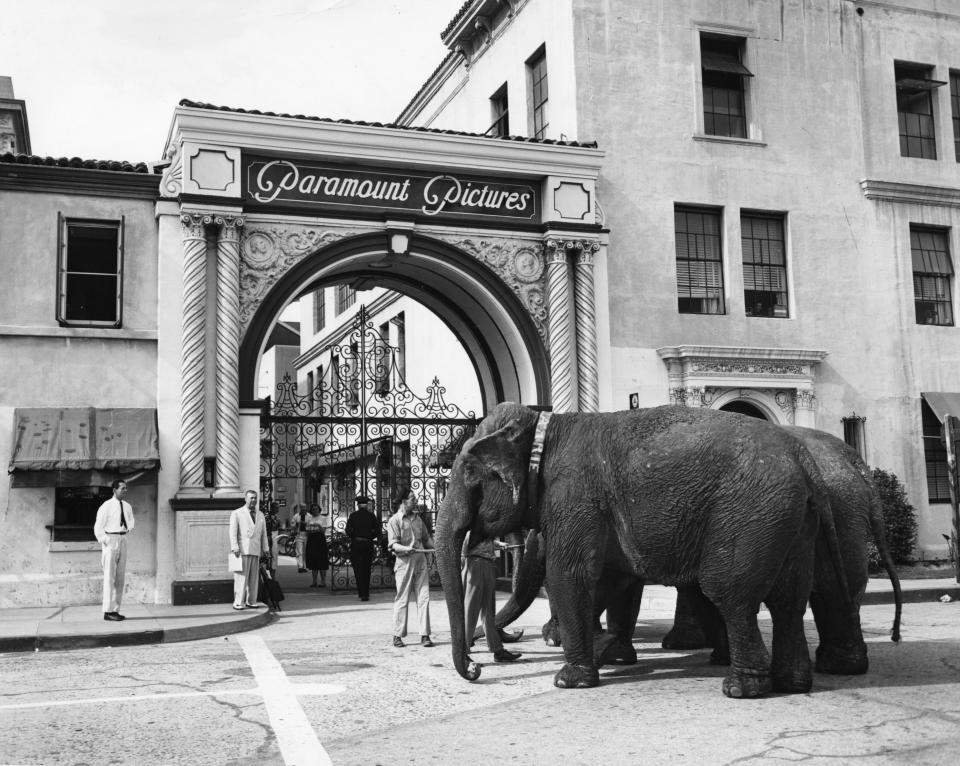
[49, 541, 101, 553]
[0, 325, 157, 340]
[693, 134, 767, 148]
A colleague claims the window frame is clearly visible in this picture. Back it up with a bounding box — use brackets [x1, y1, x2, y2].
[674, 205, 726, 315]
[895, 61, 944, 160]
[527, 45, 549, 140]
[335, 283, 356, 315]
[841, 415, 867, 460]
[910, 224, 954, 326]
[488, 82, 510, 138]
[699, 32, 753, 139]
[313, 288, 326, 334]
[51, 486, 112, 542]
[950, 70, 960, 162]
[56, 215, 124, 328]
[741, 211, 789, 318]
[922, 400, 951, 503]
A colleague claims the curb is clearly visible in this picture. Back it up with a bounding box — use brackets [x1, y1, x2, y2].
[862, 586, 960, 605]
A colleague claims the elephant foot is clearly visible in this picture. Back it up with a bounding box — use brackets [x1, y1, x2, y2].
[662, 626, 711, 651]
[594, 634, 637, 667]
[554, 663, 599, 689]
[815, 643, 869, 675]
[771, 654, 813, 694]
[709, 646, 731, 666]
[722, 670, 772, 699]
[542, 619, 562, 647]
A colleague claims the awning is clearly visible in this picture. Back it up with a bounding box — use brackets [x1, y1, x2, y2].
[9, 408, 160, 481]
[921, 392, 960, 422]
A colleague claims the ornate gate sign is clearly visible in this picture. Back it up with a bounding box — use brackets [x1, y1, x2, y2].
[260, 306, 479, 591]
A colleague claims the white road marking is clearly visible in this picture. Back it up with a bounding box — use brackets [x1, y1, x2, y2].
[237, 633, 334, 766]
[0, 688, 258, 710]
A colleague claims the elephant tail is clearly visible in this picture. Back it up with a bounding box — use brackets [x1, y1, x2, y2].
[864, 474, 903, 642]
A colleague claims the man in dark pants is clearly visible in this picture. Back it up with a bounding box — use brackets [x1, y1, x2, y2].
[345, 496, 382, 601]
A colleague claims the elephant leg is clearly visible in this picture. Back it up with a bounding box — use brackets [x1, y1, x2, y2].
[713, 605, 772, 699]
[594, 572, 642, 667]
[663, 585, 712, 651]
[810, 539, 868, 675]
[682, 585, 730, 665]
[764, 559, 815, 694]
[550, 570, 600, 689]
[542, 612, 562, 646]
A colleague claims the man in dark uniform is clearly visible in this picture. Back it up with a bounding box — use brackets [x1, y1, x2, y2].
[345, 495, 382, 601]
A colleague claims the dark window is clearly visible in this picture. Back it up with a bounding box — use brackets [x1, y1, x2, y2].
[528, 47, 549, 139]
[313, 288, 325, 333]
[675, 206, 725, 314]
[335, 284, 356, 315]
[951, 71, 960, 162]
[842, 415, 867, 460]
[52, 486, 112, 542]
[896, 62, 943, 159]
[57, 217, 123, 326]
[742, 213, 788, 317]
[376, 321, 391, 395]
[306, 371, 315, 413]
[395, 312, 406, 380]
[489, 83, 509, 137]
[922, 400, 951, 502]
[911, 226, 954, 326]
[701, 34, 751, 138]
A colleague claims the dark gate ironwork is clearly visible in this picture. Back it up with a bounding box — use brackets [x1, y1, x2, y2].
[260, 305, 478, 591]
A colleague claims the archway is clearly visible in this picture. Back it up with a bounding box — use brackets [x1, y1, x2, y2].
[719, 400, 769, 420]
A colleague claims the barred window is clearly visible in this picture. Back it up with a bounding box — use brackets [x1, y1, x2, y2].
[922, 400, 951, 502]
[335, 284, 356, 315]
[701, 34, 751, 139]
[675, 206, 725, 315]
[911, 226, 954, 326]
[896, 62, 943, 160]
[57, 216, 123, 327]
[742, 213, 788, 317]
[528, 46, 549, 139]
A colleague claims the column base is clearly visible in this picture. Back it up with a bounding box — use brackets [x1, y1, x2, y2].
[172, 579, 234, 605]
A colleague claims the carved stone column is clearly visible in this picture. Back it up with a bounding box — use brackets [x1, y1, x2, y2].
[178, 213, 211, 491]
[794, 388, 816, 427]
[545, 240, 574, 412]
[215, 215, 244, 493]
[573, 242, 600, 413]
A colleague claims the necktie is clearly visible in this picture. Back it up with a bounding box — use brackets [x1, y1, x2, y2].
[119, 500, 127, 529]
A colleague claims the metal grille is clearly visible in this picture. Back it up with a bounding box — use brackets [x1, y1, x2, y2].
[260, 305, 478, 591]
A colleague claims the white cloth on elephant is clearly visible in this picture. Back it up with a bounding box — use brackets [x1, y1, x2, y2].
[393, 552, 431, 638]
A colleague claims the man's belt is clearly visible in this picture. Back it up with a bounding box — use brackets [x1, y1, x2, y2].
[106, 531, 127, 535]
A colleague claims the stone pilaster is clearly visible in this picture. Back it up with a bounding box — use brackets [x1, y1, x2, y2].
[214, 215, 244, 493]
[178, 213, 211, 491]
[573, 242, 600, 413]
[545, 240, 574, 413]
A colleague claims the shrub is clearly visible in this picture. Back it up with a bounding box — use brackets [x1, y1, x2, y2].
[870, 468, 919, 565]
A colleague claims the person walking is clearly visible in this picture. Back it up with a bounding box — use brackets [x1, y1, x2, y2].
[462, 531, 521, 662]
[93, 480, 134, 621]
[387, 488, 434, 647]
[229, 489, 269, 610]
[305, 502, 329, 588]
[345, 495, 382, 601]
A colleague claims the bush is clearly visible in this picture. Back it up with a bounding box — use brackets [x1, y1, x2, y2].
[870, 468, 919, 565]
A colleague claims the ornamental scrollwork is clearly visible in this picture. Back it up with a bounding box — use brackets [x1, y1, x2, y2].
[160, 143, 183, 198]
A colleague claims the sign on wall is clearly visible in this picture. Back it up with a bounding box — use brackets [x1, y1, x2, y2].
[242, 154, 540, 224]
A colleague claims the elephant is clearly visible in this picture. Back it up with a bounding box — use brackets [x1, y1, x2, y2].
[435, 402, 852, 698]
[496, 424, 903, 674]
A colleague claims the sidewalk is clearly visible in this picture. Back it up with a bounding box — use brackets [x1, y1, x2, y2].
[1, 559, 957, 654]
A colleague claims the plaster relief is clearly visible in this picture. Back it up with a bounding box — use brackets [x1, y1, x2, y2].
[190, 148, 236, 192]
[553, 181, 592, 221]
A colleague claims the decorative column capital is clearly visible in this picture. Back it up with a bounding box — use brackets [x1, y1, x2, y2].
[181, 212, 213, 240]
[545, 238, 600, 264]
[215, 215, 245, 241]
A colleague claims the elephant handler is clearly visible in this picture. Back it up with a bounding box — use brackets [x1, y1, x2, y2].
[462, 531, 521, 663]
[386, 488, 434, 648]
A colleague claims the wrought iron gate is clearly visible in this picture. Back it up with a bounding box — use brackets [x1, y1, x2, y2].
[259, 305, 479, 591]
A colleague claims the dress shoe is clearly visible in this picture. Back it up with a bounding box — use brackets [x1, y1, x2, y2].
[493, 648, 522, 663]
[297, 568, 307, 573]
[232, 605, 246, 610]
[393, 636, 405, 648]
[103, 612, 122, 621]
[420, 636, 435, 647]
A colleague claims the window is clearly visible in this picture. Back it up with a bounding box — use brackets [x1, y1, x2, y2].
[395, 312, 406, 381]
[675, 206, 725, 314]
[528, 46, 549, 139]
[951, 71, 960, 162]
[52, 486, 111, 542]
[306, 371, 315, 413]
[922, 400, 951, 502]
[57, 216, 123, 326]
[489, 83, 509, 137]
[911, 226, 954, 326]
[335, 284, 356, 315]
[376, 321, 391, 395]
[896, 62, 944, 160]
[741, 213, 788, 317]
[700, 33, 752, 138]
[842, 415, 867, 460]
[313, 288, 325, 334]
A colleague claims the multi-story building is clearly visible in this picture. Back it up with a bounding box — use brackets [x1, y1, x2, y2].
[397, 0, 960, 558]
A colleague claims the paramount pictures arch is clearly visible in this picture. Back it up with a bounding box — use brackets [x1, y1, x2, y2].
[156, 103, 607, 602]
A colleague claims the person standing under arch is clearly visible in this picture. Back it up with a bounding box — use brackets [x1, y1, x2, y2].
[304, 502, 329, 588]
[387, 488, 434, 647]
[346, 495, 381, 601]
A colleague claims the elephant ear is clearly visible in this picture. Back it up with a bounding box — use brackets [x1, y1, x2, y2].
[461, 418, 529, 497]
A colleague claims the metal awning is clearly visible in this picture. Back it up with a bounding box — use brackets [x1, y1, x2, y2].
[701, 51, 754, 77]
[921, 392, 960, 422]
[9, 408, 160, 478]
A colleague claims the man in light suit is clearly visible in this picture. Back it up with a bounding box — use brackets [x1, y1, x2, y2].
[93, 479, 134, 621]
[229, 489, 269, 610]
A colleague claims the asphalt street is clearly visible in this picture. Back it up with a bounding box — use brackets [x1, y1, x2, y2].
[1, 586, 959, 766]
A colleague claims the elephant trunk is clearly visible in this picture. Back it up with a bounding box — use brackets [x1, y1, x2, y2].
[435, 492, 481, 682]
[494, 529, 545, 630]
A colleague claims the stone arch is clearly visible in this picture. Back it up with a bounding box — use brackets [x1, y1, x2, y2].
[708, 388, 790, 424]
[238, 229, 551, 410]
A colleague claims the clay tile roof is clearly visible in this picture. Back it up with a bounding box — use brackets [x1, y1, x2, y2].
[441, 0, 477, 39]
[0, 152, 151, 173]
[178, 99, 598, 149]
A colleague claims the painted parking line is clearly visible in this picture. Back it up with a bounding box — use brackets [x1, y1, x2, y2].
[0, 688, 259, 710]
[237, 633, 335, 766]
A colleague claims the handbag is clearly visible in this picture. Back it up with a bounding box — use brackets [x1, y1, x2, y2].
[228, 552, 244, 572]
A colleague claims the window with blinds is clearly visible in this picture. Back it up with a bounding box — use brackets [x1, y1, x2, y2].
[742, 213, 788, 317]
[675, 206, 725, 314]
[911, 226, 954, 326]
[922, 400, 951, 502]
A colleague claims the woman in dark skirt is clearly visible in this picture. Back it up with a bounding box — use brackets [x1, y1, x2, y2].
[304, 503, 329, 587]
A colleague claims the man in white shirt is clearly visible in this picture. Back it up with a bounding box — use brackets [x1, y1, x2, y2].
[93, 480, 134, 621]
[386, 489, 434, 647]
[229, 490, 269, 610]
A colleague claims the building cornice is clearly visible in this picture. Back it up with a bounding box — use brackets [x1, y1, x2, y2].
[860, 179, 960, 207]
[0, 162, 161, 199]
[657, 346, 829, 364]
